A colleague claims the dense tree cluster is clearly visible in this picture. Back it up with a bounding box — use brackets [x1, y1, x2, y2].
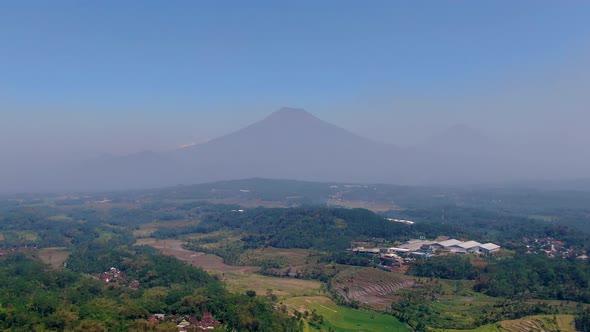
[409, 255, 480, 280]
[410, 254, 590, 303]
[0, 248, 300, 331]
[474, 255, 590, 302]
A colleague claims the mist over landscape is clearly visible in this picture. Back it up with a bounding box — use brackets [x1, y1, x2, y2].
[4, 3, 590, 332]
[4, 105, 590, 192]
[2, 2, 590, 193]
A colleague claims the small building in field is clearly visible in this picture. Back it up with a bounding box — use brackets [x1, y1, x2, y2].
[479, 243, 501, 254]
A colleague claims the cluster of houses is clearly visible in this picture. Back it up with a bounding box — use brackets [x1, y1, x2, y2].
[98, 267, 140, 290]
[148, 313, 221, 331]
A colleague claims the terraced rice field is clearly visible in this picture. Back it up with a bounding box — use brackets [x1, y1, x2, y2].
[441, 314, 576, 332]
[500, 315, 575, 332]
[332, 267, 414, 309]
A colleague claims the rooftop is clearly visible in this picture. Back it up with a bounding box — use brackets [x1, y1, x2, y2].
[437, 239, 463, 247]
[480, 243, 501, 251]
[458, 241, 482, 249]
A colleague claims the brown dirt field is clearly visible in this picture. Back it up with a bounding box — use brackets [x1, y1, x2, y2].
[38, 247, 70, 268]
[136, 238, 259, 273]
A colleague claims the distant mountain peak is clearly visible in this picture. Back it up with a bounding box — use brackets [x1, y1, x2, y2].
[265, 107, 317, 122]
[275, 106, 309, 115]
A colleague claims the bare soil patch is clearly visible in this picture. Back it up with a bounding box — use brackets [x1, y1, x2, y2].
[136, 238, 259, 273]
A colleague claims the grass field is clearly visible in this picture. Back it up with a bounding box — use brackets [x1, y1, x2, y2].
[38, 247, 70, 268]
[240, 247, 319, 267]
[15, 230, 39, 241]
[221, 272, 322, 298]
[284, 296, 409, 332]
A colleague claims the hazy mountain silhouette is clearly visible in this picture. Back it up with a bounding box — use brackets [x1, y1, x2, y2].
[39, 107, 568, 191]
[167, 107, 406, 186]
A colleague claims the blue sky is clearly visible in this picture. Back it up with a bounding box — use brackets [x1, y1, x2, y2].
[2, 1, 590, 159]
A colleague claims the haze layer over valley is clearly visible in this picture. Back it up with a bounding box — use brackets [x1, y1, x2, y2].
[3, 107, 589, 193]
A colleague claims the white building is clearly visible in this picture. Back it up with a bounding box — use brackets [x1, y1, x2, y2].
[479, 243, 501, 254]
[434, 239, 463, 248]
[458, 241, 483, 253]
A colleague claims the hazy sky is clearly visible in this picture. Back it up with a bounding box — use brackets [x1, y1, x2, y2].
[2, 1, 590, 163]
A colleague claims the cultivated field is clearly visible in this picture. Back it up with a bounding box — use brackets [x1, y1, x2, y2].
[284, 296, 409, 332]
[136, 238, 257, 273]
[331, 267, 415, 310]
[136, 238, 322, 298]
[440, 314, 576, 332]
[38, 247, 70, 268]
[221, 272, 321, 298]
[240, 247, 319, 267]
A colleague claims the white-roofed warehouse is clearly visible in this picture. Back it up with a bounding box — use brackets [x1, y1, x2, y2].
[479, 243, 501, 254]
